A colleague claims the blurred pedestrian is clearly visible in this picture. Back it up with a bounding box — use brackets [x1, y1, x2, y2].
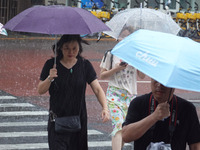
[100, 26, 145, 150]
[122, 79, 200, 150]
[37, 34, 109, 150]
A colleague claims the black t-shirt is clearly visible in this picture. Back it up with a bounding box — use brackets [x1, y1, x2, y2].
[123, 92, 200, 150]
[40, 57, 97, 117]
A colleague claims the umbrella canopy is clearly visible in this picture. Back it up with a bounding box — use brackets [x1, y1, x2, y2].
[0, 23, 8, 36]
[103, 8, 181, 40]
[4, 5, 110, 35]
[111, 29, 200, 92]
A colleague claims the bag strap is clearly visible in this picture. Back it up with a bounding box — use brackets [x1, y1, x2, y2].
[149, 94, 177, 143]
[50, 57, 86, 119]
[169, 96, 177, 143]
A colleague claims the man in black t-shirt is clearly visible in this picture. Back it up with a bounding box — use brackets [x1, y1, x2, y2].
[122, 79, 200, 150]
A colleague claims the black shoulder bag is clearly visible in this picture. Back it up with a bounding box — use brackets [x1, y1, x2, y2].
[54, 105, 82, 133]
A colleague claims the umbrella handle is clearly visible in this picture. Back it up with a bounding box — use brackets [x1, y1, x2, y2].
[167, 88, 173, 103]
[54, 35, 57, 68]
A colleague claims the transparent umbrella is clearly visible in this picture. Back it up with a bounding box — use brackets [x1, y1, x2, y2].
[103, 8, 181, 40]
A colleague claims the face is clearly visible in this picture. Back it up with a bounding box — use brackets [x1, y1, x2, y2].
[61, 41, 79, 60]
[151, 79, 175, 103]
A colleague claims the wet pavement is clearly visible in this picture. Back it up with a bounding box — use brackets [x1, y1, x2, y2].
[0, 34, 200, 149]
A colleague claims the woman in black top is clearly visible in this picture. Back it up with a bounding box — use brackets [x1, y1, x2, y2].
[38, 35, 109, 150]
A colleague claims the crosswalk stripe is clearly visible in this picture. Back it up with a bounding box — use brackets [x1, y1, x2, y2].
[0, 130, 103, 137]
[0, 143, 48, 149]
[0, 96, 17, 99]
[0, 131, 47, 137]
[0, 142, 132, 149]
[0, 103, 34, 107]
[89, 141, 132, 147]
[0, 121, 47, 127]
[0, 111, 48, 116]
[88, 130, 103, 135]
[98, 80, 151, 83]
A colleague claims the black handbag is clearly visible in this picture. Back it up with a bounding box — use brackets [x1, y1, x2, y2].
[55, 115, 81, 133]
[53, 97, 83, 133]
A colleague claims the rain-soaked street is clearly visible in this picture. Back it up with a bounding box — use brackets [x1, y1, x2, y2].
[0, 34, 200, 150]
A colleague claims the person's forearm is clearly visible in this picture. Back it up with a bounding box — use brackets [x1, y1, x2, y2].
[95, 87, 108, 109]
[90, 79, 109, 122]
[100, 67, 120, 80]
[91, 80, 108, 109]
[37, 78, 51, 95]
[122, 114, 158, 143]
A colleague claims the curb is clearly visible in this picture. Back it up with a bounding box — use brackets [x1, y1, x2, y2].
[1, 36, 200, 42]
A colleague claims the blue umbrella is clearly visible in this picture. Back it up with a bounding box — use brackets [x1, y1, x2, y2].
[111, 29, 200, 92]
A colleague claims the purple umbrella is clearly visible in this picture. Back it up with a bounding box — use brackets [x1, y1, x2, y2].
[4, 5, 110, 65]
[4, 5, 110, 35]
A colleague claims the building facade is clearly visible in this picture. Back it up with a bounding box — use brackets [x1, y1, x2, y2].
[0, 0, 45, 24]
[55, 0, 200, 12]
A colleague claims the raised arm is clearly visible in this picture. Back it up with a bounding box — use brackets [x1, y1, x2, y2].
[122, 102, 170, 143]
[37, 67, 57, 95]
[100, 63, 127, 80]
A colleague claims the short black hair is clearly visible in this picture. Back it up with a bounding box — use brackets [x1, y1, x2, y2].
[52, 34, 89, 60]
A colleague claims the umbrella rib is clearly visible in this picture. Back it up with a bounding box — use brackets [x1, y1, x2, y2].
[6, 8, 36, 33]
[72, 9, 94, 34]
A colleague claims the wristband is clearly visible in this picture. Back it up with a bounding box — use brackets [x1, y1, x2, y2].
[48, 76, 54, 82]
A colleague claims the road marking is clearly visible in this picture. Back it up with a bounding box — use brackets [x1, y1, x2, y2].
[0, 103, 34, 107]
[0, 111, 48, 116]
[0, 141, 132, 149]
[89, 141, 132, 147]
[0, 130, 103, 138]
[0, 96, 16, 99]
[0, 131, 47, 137]
[98, 80, 151, 83]
[0, 143, 48, 149]
[88, 130, 103, 135]
[0, 121, 47, 127]
[137, 80, 151, 83]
